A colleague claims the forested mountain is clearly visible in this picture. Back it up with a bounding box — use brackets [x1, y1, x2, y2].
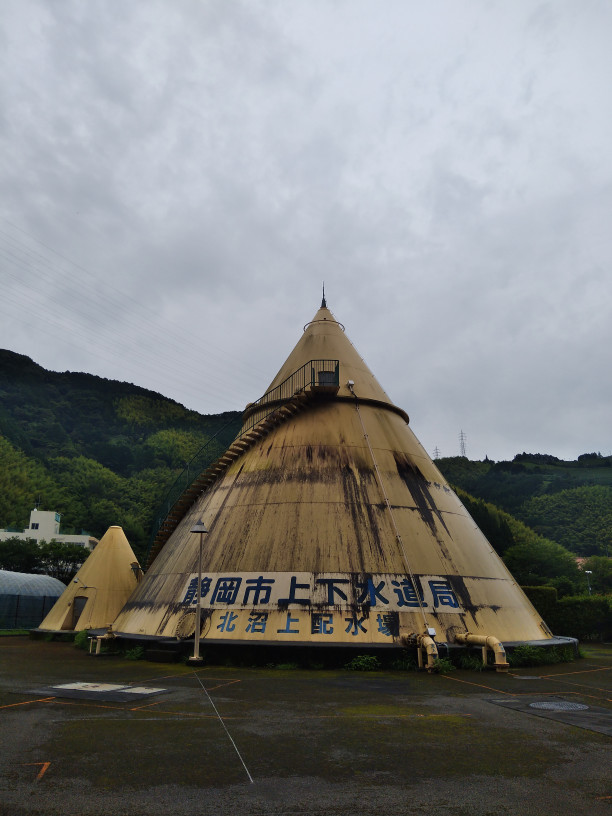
[1, 348, 610, 592]
[0, 349, 241, 560]
[437, 454, 612, 558]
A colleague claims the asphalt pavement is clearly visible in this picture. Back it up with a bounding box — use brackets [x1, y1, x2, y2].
[1, 638, 610, 816]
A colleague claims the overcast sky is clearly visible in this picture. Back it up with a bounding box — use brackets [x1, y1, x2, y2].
[1, 1, 611, 462]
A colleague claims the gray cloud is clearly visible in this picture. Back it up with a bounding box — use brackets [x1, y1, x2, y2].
[1, 0, 611, 460]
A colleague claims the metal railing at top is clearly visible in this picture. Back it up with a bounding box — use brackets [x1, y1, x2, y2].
[247, 359, 339, 413]
[146, 359, 340, 562]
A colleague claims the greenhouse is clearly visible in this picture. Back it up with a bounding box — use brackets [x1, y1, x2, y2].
[0, 570, 65, 629]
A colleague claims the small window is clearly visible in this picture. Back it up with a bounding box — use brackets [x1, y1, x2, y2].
[31, 522, 39, 530]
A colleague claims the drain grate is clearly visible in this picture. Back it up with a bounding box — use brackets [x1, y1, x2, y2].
[529, 701, 589, 712]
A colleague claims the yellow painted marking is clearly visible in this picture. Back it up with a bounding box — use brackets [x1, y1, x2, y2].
[130, 701, 162, 711]
[539, 666, 612, 679]
[50, 699, 129, 712]
[126, 667, 235, 685]
[52, 700, 235, 718]
[536, 676, 611, 699]
[204, 679, 242, 691]
[22, 762, 50, 781]
[441, 675, 515, 695]
[3, 694, 474, 723]
[0, 697, 55, 710]
[309, 712, 472, 719]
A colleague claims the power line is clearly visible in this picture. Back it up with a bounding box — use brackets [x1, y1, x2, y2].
[0, 220, 268, 385]
[0, 218, 276, 411]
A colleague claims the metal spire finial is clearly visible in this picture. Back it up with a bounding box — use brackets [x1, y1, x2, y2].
[321, 282, 327, 308]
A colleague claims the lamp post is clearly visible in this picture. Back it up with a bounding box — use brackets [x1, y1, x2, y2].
[585, 570, 593, 595]
[189, 520, 208, 664]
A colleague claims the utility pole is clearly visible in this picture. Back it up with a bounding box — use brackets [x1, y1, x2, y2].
[433, 446, 441, 460]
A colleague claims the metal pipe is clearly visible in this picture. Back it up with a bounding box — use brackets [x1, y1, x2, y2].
[416, 634, 439, 672]
[455, 633, 509, 672]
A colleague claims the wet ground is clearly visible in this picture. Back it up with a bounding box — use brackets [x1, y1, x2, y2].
[0, 638, 610, 816]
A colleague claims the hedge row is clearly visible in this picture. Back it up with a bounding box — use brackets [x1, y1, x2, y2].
[522, 586, 612, 641]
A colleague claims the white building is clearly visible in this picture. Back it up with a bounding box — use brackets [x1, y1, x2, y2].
[0, 509, 98, 551]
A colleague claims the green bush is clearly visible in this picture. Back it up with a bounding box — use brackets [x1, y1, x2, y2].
[521, 586, 558, 621]
[124, 646, 145, 660]
[73, 630, 90, 650]
[508, 645, 550, 667]
[344, 655, 381, 672]
[508, 644, 576, 667]
[432, 657, 455, 674]
[457, 653, 486, 671]
[504, 539, 581, 587]
[547, 595, 612, 641]
[550, 576, 576, 598]
[390, 650, 417, 671]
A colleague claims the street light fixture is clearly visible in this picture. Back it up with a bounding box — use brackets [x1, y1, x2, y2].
[188, 520, 208, 664]
[585, 570, 593, 595]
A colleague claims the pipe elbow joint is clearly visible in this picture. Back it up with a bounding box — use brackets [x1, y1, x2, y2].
[456, 632, 509, 672]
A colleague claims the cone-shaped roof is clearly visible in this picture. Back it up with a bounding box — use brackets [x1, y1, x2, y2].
[113, 303, 552, 648]
[266, 304, 394, 405]
[38, 526, 141, 632]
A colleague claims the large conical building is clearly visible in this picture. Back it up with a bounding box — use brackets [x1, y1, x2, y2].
[38, 526, 141, 632]
[112, 301, 555, 656]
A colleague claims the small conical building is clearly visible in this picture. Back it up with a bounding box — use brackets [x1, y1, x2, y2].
[112, 301, 554, 653]
[38, 526, 141, 632]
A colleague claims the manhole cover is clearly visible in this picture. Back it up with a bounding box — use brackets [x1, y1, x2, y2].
[529, 701, 589, 712]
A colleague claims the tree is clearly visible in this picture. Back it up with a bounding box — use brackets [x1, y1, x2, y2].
[518, 485, 612, 557]
[38, 541, 87, 583]
[456, 491, 515, 556]
[584, 556, 612, 595]
[0, 537, 41, 573]
[503, 538, 581, 589]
